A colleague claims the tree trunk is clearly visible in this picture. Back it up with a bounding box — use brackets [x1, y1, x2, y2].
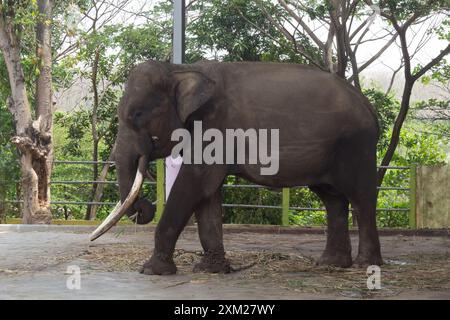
[329, 0, 348, 79]
[0, 0, 53, 224]
[85, 48, 101, 220]
[33, 0, 53, 223]
[377, 80, 414, 187]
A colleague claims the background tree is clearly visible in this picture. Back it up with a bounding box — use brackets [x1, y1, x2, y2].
[0, 0, 54, 223]
[186, 0, 316, 63]
[365, 0, 449, 185]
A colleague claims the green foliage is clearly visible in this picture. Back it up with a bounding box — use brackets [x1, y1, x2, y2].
[288, 187, 325, 226]
[371, 85, 448, 227]
[303, 1, 333, 21]
[375, 122, 447, 228]
[55, 110, 89, 157]
[289, 210, 327, 227]
[413, 98, 450, 138]
[395, 125, 447, 165]
[0, 100, 20, 220]
[0, 48, 20, 218]
[364, 88, 400, 151]
[374, 0, 449, 20]
[187, 0, 316, 63]
[222, 176, 281, 224]
[114, 24, 172, 68]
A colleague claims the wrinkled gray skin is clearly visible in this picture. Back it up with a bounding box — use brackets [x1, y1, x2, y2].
[116, 60, 382, 275]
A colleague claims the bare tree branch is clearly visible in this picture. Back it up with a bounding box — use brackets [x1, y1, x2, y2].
[412, 44, 450, 81]
[277, 0, 325, 50]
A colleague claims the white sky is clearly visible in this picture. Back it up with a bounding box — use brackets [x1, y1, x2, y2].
[355, 15, 448, 73]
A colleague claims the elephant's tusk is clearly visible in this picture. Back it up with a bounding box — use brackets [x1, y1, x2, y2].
[90, 156, 146, 241]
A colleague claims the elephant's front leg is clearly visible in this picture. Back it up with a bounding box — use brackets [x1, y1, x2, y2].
[140, 166, 225, 275]
[193, 189, 231, 273]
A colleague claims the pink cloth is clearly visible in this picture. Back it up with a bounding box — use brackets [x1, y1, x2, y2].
[165, 155, 183, 200]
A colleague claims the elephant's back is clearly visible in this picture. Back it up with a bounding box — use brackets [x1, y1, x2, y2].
[202, 62, 378, 142]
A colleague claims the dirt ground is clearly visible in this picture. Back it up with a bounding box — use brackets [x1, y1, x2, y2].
[0, 224, 448, 300]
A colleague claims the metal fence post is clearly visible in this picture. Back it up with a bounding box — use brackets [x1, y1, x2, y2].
[282, 188, 290, 226]
[156, 159, 165, 221]
[409, 164, 417, 229]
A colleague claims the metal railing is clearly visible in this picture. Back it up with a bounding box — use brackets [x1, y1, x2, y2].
[1, 160, 412, 226]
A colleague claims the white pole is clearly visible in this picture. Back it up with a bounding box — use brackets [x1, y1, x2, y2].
[166, 0, 185, 200]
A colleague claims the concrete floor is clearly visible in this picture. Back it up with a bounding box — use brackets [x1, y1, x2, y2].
[0, 224, 448, 300]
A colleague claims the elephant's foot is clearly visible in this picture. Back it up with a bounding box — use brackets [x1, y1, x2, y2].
[140, 253, 177, 275]
[353, 251, 383, 267]
[193, 250, 231, 274]
[316, 250, 352, 268]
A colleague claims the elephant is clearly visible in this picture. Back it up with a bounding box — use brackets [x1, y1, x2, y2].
[91, 60, 383, 275]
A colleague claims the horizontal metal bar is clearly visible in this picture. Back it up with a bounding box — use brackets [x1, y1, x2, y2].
[291, 208, 409, 212]
[373, 208, 410, 212]
[222, 203, 409, 212]
[3, 160, 411, 170]
[224, 185, 409, 191]
[222, 203, 282, 209]
[52, 160, 156, 165]
[50, 181, 119, 185]
[52, 161, 410, 170]
[0, 181, 409, 190]
[289, 207, 326, 211]
[53, 160, 115, 165]
[377, 186, 410, 191]
[289, 207, 409, 212]
[2, 200, 409, 212]
[50, 201, 117, 206]
[223, 184, 274, 189]
[1, 200, 116, 205]
[49, 181, 156, 185]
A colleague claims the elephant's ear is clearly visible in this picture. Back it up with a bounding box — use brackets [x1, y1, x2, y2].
[172, 71, 215, 123]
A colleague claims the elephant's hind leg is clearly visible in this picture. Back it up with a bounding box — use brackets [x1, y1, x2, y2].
[310, 185, 352, 268]
[333, 141, 382, 267]
[348, 187, 383, 267]
[193, 189, 231, 274]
